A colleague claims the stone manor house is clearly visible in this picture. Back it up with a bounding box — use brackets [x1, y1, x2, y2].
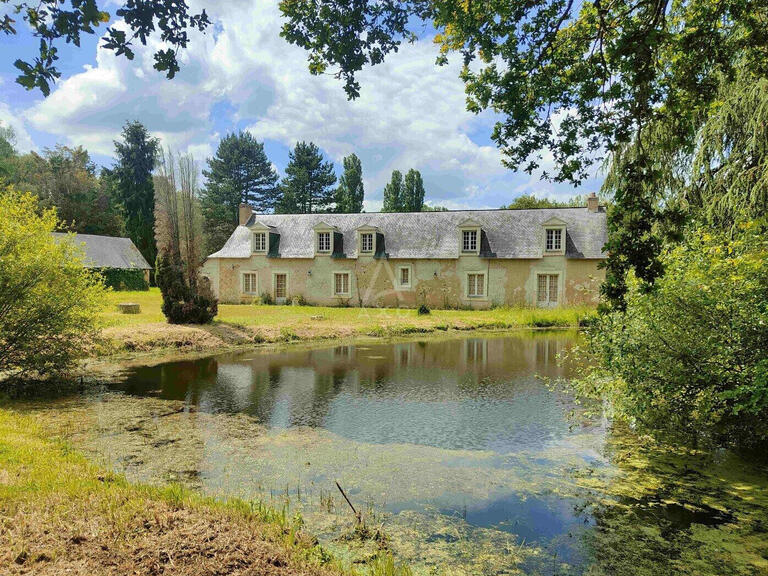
[201, 194, 607, 308]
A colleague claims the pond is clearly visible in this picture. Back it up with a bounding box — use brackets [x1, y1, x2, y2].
[40, 332, 768, 575]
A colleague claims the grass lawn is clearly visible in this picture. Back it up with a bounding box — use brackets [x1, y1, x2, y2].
[0, 407, 410, 576]
[98, 288, 595, 357]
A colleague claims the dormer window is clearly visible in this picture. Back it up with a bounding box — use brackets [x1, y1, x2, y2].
[253, 232, 266, 253]
[314, 222, 339, 256]
[249, 221, 276, 256]
[317, 232, 331, 253]
[360, 233, 374, 253]
[545, 228, 562, 252]
[462, 230, 478, 252]
[541, 217, 567, 256]
[356, 225, 379, 258]
[458, 218, 482, 255]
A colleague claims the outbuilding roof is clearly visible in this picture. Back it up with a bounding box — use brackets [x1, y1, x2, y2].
[53, 233, 152, 270]
[207, 208, 607, 260]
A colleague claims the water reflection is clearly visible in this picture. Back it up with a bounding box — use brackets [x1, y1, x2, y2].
[55, 331, 768, 575]
[114, 333, 589, 454]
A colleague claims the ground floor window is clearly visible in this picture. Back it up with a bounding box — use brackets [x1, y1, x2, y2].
[467, 272, 486, 298]
[537, 274, 559, 306]
[274, 273, 287, 300]
[242, 272, 258, 294]
[334, 272, 350, 296]
[397, 265, 412, 289]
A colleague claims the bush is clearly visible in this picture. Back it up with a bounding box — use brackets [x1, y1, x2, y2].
[260, 292, 274, 305]
[99, 268, 148, 291]
[156, 251, 217, 324]
[417, 304, 431, 315]
[579, 221, 768, 448]
[0, 189, 105, 380]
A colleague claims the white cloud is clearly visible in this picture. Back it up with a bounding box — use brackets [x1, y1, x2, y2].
[21, 0, 596, 206]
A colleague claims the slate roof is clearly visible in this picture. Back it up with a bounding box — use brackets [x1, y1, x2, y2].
[207, 208, 608, 260]
[53, 233, 152, 269]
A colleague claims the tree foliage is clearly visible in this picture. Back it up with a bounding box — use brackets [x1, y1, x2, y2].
[113, 121, 159, 271]
[2, 0, 210, 95]
[0, 124, 16, 178]
[421, 204, 448, 212]
[502, 194, 591, 210]
[155, 250, 217, 324]
[382, 169, 403, 212]
[578, 221, 768, 448]
[383, 168, 426, 212]
[335, 153, 365, 213]
[280, 0, 768, 305]
[154, 149, 216, 325]
[687, 75, 768, 229]
[201, 132, 279, 251]
[403, 169, 425, 212]
[0, 134, 125, 236]
[277, 141, 337, 213]
[0, 188, 105, 380]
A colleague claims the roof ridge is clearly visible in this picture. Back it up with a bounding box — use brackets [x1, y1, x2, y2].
[252, 206, 590, 217]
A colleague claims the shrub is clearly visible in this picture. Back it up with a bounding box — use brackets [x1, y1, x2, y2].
[260, 292, 274, 305]
[417, 304, 431, 315]
[155, 251, 217, 324]
[99, 268, 148, 291]
[279, 327, 299, 342]
[578, 221, 768, 448]
[0, 189, 106, 380]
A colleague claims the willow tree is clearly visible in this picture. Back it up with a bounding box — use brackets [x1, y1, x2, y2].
[280, 0, 768, 305]
[688, 76, 768, 229]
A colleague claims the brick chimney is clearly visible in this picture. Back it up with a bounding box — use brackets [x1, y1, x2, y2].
[238, 203, 253, 226]
[587, 192, 599, 213]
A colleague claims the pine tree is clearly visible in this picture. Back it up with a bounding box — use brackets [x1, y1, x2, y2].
[277, 142, 337, 213]
[382, 170, 404, 212]
[201, 132, 279, 251]
[113, 121, 160, 270]
[335, 153, 365, 213]
[403, 169, 425, 212]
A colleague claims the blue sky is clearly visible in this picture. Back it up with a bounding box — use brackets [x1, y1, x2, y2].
[0, 1, 602, 210]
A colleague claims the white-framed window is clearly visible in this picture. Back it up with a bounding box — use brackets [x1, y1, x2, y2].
[334, 272, 351, 296]
[462, 229, 478, 252]
[396, 265, 412, 289]
[467, 272, 486, 298]
[252, 232, 266, 252]
[537, 273, 559, 306]
[242, 272, 259, 295]
[317, 231, 332, 253]
[545, 228, 562, 252]
[360, 232, 374, 253]
[273, 272, 288, 300]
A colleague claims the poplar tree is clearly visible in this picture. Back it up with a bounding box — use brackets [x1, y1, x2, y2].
[403, 169, 425, 212]
[335, 153, 365, 212]
[382, 170, 403, 212]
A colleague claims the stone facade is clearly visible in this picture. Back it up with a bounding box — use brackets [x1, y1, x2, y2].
[202, 252, 603, 308]
[202, 201, 606, 308]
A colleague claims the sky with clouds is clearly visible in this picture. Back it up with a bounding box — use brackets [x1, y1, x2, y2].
[0, 0, 602, 211]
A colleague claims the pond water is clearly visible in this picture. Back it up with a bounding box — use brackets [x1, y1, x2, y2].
[40, 332, 768, 575]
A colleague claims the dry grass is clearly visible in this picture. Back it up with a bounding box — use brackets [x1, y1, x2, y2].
[98, 289, 595, 357]
[0, 408, 411, 576]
